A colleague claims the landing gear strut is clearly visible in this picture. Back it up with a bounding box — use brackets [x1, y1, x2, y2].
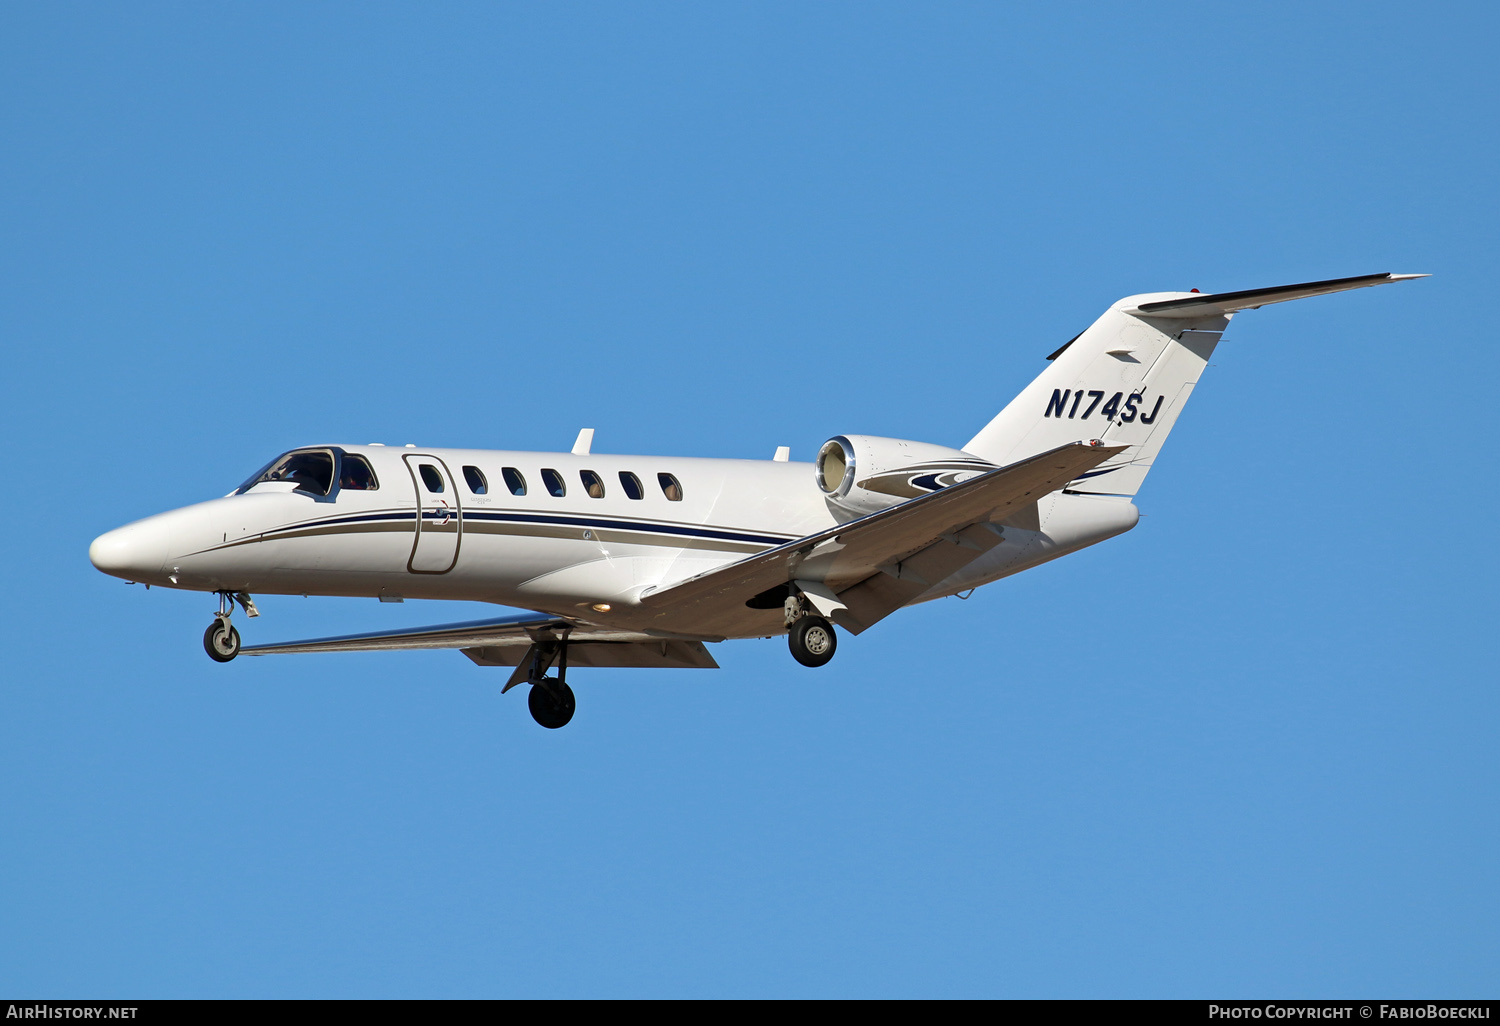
[204, 591, 241, 662]
[784, 594, 837, 668]
[203, 591, 258, 662]
[504, 635, 576, 729]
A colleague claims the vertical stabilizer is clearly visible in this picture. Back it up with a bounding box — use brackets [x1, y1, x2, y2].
[964, 274, 1426, 497]
[963, 295, 1226, 496]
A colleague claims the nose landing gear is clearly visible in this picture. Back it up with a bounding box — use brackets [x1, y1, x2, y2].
[203, 591, 257, 663]
[204, 592, 241, 662]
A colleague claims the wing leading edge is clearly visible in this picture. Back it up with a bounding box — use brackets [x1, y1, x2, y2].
[240, 610, 566, 655]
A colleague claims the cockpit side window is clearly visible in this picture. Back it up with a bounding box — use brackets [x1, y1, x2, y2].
[240, 449, 336, 496]
[340, 455, 379, 491]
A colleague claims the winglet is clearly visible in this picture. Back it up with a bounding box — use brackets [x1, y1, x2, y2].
[572, 428, 595, 455]
[1126, 272, 1429, 319]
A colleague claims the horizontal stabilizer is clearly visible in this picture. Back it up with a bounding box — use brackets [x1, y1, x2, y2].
[1127, 272, 1427, 319]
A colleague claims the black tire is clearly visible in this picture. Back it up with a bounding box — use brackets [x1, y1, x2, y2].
[204, 620, 241, 662]
[788, 615, 837, 668]
[528, 679, 576, 729]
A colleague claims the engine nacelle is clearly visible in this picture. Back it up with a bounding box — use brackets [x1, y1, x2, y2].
[814, 434, 995, 517]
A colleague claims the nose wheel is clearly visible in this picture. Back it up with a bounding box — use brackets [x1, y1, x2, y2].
[203, 590, 254, 662]
[204, 618, 241, 662]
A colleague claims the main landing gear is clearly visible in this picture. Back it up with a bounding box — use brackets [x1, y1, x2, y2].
[504, 636, 576, 729]
[203, 591, 258, 663]
[784, 594, 837, 668]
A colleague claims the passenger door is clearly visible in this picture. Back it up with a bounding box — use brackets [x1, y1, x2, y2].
[403, 454, 461, 574]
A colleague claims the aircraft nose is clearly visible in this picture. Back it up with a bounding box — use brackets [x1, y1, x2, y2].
[89, 521, 170, 581]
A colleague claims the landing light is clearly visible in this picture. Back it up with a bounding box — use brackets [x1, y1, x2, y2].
[591, 603, 612, 613]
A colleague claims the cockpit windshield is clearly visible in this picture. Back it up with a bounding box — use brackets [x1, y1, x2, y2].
[237, 449, 336, 496]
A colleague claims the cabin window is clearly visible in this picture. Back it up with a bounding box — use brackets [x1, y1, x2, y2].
[418, 464, 444, 493]
[502, 467, 527, 496]
[339, 454, 379, 491]
[541, 468, 566, 497]
[463, 465, 488, 494]
[243, 449, 335, 496]
[580, 470, 605, 499]
[619, 471, 644, 500]
[658, 473, 683, 501]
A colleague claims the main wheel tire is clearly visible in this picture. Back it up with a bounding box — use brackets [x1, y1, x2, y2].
[789, 615, 837, 668]
[528, 679, 576, 729]
[204, 620, 241, 662]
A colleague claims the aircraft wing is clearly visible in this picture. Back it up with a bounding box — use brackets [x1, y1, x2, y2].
[240, 610, 568, 654]
[638, 440, 1125, 635]
[241, 610, 719, 670]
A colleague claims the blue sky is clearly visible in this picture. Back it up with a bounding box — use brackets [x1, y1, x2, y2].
[1, 1, 1495, 997]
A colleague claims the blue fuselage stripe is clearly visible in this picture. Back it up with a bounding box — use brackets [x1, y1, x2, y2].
[271, 509, 792, 547]
[463, 510, 789, 545]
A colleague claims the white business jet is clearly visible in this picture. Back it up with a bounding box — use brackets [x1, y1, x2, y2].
[90, 273, 1423, 727]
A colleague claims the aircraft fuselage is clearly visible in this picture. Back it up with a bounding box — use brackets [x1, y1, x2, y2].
[88, 443, 1134, 640]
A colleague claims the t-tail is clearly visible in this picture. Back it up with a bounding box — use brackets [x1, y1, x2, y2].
[963, 273, 1427, 496]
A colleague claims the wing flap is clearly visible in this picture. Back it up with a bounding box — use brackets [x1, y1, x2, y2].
[834, 522, 1003, 633]
[462, 640, 719, 669]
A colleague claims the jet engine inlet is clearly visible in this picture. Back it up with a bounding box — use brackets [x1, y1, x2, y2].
[814, 434, 996, 517]
[816, 437, 854, 496]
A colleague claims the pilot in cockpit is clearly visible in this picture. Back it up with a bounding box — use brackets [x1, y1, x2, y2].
[339, 455, 378, 492]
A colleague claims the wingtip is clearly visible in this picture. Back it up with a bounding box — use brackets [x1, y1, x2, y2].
[1389, 273, 1431, 281]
